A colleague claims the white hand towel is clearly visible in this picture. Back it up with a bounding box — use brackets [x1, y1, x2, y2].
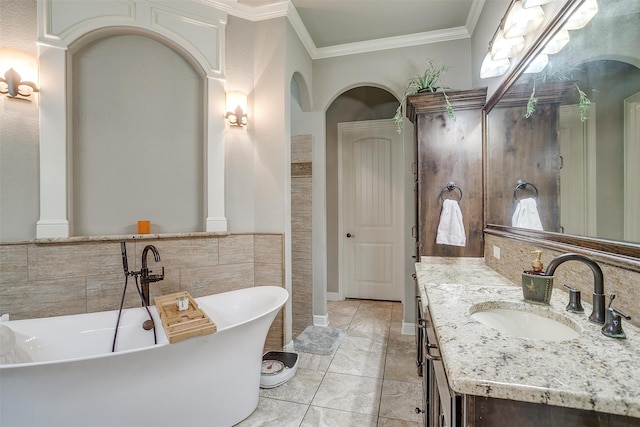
[436, 199, 466, 247]
[512, 197, 543, 230]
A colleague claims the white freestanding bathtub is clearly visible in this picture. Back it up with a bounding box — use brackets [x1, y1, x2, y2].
[0, 286, 288, 427]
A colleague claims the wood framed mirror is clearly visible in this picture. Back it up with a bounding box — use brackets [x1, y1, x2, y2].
[483, 0, 640, 270]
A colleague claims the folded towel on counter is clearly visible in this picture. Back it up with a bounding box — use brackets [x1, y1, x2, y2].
[436, 199, 466, 247]
[512, 197, 543, 230]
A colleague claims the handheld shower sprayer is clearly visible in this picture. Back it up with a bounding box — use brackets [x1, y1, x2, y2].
[121, 241, 129, 276]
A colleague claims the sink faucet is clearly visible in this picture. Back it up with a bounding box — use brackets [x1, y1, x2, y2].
[140, 244, 164, 306]
[544, 253, 605, 324]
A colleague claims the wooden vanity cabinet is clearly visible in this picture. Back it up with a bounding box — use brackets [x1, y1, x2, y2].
[407, 88, 487, 258]
[420, 303, 640, 427]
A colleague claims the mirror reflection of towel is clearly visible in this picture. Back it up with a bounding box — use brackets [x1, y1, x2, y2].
[436, 199, 466, 247]
[512, 198, 543, 230]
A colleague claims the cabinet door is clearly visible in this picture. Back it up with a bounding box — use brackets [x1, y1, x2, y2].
[416, 109, 484, 257]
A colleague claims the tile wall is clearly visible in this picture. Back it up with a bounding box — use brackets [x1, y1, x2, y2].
[485, 234, 640, 328]
[291, 134, 314, 338]
[0, 233, 285, 350]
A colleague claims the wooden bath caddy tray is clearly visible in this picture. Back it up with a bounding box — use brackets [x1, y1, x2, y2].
[154, 291, 217, 344]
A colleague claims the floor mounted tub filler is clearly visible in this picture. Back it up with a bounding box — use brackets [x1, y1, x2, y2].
[0, 286, 289, 427]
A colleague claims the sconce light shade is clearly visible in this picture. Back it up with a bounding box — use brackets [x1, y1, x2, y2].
[0, 48, 39, 100]
[225, 91, 248, 127]
[491, 30, 526, 60]
[564, 0, 598, 30]
[503, 2, 545, 38]
[480, 52, 511, 78]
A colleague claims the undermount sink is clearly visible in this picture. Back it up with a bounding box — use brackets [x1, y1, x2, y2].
[469, 301, 581, 342]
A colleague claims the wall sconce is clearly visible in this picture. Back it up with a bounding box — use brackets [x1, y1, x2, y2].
[0, 48, 39, 100]
[225, 91, 248, 127]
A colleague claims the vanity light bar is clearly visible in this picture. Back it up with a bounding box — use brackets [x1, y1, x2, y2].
[503, 2, 545, 39]
[563, 0, 598, 30]
[521, 0, 555, 8]
[480, 52, 511, 78]
[541, 29, 570, 55]
[490, 30, 526, 61]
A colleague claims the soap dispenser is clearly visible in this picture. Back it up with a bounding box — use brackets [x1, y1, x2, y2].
[521, 250, 554, 304]
[528, 250, 544, 274]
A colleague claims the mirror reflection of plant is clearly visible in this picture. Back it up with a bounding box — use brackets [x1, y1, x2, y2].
[525, 80, 537, 119]
[524, 67, 592, 121]
[394, 59, 455, 133]
[575, 84, 591, 122]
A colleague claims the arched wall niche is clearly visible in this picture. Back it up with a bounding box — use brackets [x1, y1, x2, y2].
[291, 71, 311, 113]
[70, 31, 205, 236]
[36, 0, 228, 238]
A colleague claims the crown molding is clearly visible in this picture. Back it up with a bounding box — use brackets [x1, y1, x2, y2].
[466, 0, 486, 36]
[203, 0, 481, 60]
[201, 0, 289, 21]
[286, 1, 318, 58]
[311, 26, 471, 60]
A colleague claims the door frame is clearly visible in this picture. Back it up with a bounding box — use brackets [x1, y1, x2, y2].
[624, 91, 640, 241]
[337, 119, 404, 301]
[559, 104, 597, 235]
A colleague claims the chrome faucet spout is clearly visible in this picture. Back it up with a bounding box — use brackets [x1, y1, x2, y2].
[140, 245, 164, 306]
[544, 253, 605, 324]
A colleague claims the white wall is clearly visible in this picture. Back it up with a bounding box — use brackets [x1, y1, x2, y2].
[225, 17, 256, 232]
[313, 39, 473, 111]
[0, 0, 39, 242]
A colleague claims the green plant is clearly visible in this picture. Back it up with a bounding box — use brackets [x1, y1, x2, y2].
[575, 84, 591, 122]
[524, 68, 592, 121]
[524, 80, 537, 119]
[394, 59, 455, 133]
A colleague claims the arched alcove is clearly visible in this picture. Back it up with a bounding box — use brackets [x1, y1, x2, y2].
[324, 85, 399, 297]
[291, 71, 311, 112]
[36, 1, 227, 238]
[71, 33, 204, 235]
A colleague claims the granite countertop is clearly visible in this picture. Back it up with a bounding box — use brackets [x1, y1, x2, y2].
[416, 257, 640, 418]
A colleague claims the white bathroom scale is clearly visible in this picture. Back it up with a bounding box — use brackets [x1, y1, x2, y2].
[260, 351, 298, 389]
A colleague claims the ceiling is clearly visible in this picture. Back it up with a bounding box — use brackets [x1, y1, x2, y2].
[214, 0, 486, 59]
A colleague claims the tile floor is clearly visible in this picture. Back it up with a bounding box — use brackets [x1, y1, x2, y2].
[236, 299, 423, 426]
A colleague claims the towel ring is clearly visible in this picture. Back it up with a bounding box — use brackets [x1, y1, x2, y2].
[513, 179, 539, 200]
[440, 181, 463, 202]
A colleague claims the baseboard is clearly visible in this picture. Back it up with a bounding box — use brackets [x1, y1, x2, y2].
[327, 292, 342, 301]
[313, 314, 329, 327]
[401, 321, 416, 335]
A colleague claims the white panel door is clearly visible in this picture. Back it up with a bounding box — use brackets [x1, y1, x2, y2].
[559, 104, 597, 236]
[339, 119, 403, 301]
[624, 91, 640, 241]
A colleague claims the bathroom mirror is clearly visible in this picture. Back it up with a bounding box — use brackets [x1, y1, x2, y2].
[485, 0, 640, 251]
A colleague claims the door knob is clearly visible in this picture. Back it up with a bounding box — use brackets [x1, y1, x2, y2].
[346, 233, 355, 238]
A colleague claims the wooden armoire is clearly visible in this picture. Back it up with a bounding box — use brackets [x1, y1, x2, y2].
[407, 88, 487, 258]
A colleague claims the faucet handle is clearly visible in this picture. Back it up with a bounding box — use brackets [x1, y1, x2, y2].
[601, 294, 631, 339]
[563, 284, 584, 314]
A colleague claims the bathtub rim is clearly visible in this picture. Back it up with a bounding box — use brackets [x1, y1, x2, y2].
[0, 285, 288, 370]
